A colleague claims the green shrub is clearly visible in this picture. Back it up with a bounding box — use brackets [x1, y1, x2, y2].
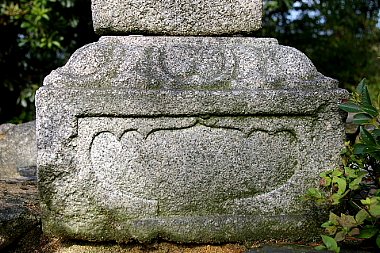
[305, 79, 380, 252]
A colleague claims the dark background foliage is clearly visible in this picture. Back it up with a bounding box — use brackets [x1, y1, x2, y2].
[254, 0, 380, 92]
[0, 0, 379, 123]
[0, 0, 98, 123]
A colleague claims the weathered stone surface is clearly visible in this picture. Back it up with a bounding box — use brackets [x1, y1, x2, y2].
[36, 36, 348, 243]
[57, 242, 247, 253]
[91, 0, 262, 35]
[0, 181, 40, 251]
[44, 36, 337, 90]
[0, 121, 36, 180]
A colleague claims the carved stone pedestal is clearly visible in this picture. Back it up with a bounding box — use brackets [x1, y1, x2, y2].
[36, 36, 347, 242]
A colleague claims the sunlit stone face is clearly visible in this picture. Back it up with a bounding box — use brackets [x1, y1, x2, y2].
[91, 0, 263, 35]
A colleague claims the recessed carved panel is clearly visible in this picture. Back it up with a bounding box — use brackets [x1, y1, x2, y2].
[77, 117, 298, 216]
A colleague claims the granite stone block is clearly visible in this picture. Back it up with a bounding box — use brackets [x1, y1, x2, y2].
[36, 36, 348, 243]
[0, 121, 36, 180]
[91, 0, 262, 35]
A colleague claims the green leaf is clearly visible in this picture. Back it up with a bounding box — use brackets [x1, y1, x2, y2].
[329, 212, 340, 225]
[42, 13, 49, 20]
[360, 126, 376, 146]
[321, 235, 340, 253]
[315, 245, 327, 251]
[332, 169, 343, 177]
[20, 21, 31, 29]
[332, 176, 347, 195]
[320, 177, 332, 187]
[306, 188, 323, 198]
[355, 209, 369, 224]
[373, 129, 380, 138]
[353, 143, 367, 155]
[344, 167, 357, 178]
[325, 225, 338, 235]
[356, 78, 367, 95]
[335, 231, 346, 242]
[52, 41, 61, 48]
[362, 104, 378, 117]
[376, 234, 380, 248]
[348, 227, 360, 236]
[331, 193, 344, 205]
[370, 151, 380, 161]
[356, 79, 372, 106]
[358, 171, 369, 177]
[353, 113, 373, 125]
[320, 170, 333, 178]
[337, 214, 357, 229]
[369, 204, 380, 217]
[339, 102, 362, 113]
[322, 221, 333, 228]
[361, 197, 373, 205]
[354, 143, 380, 156]
[357, 227, 378, 239]
[361, 81, 372, 107]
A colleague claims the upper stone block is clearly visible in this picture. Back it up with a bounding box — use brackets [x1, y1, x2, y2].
[91, 0, 263, 35]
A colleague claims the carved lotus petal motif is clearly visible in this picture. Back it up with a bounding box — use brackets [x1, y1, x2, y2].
[90, 125, 297, 215]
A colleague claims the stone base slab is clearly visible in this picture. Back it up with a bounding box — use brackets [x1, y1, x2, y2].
[36, 36, 348, 243]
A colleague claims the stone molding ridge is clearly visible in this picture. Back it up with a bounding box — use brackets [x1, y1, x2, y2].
[44, 36, 338, 90]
